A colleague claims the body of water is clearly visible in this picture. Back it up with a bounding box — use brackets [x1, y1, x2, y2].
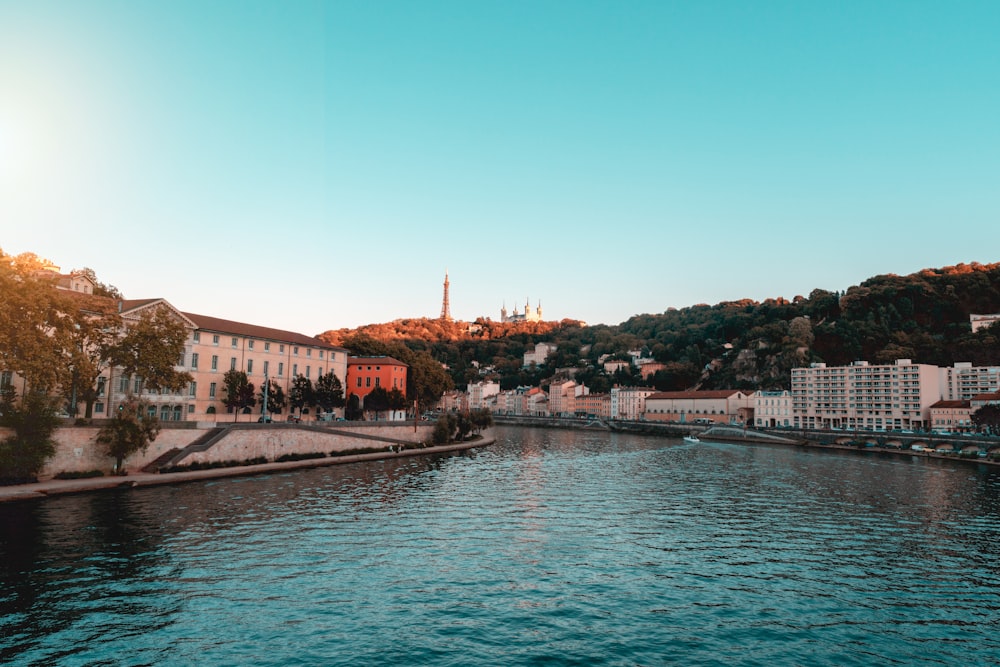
[3, 426, 1000, 666]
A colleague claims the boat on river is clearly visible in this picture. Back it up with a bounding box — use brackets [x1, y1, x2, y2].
[683, 435, 701, 445]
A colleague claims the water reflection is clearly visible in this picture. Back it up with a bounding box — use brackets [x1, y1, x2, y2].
[1, 428, 1000, 666]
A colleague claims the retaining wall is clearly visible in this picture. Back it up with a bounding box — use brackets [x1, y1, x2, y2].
[0, 421, 435, 479]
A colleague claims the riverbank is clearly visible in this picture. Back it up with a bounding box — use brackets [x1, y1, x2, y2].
[0, 436, 494, 504]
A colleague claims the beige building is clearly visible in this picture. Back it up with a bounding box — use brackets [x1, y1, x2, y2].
[95, 299, 348, 422]
[644, 390, 753, 424]
[929, 400, 973, 433]
[576, 393, 611, 418]
[610, 386, 655, 421]
[791, 359, 942, 431]
[943, 362, 1000, 400]
[970, 314, 1000, 333]
[523, 342, 558, 367]
[752, 390, 793, 428]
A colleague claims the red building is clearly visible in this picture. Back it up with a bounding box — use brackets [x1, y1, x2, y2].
[346, 356, 408, 403]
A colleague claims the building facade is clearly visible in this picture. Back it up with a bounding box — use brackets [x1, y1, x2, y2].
[752, 390, 793, 428]
[610, 386, 655, 421]
[97, 299, 349, 422]
[644, 390, 753, 424]
[346, 356, 408, 405]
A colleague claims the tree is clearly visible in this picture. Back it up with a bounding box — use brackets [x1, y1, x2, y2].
[259, 378, 286, 416]
[0, 252, 78, 393]
[96, 400, 161, 474]
[107, 306, 192, 394]
[222, 370, 255, 421]
[387, 387, 408, 417]
[314, 372, 345, 414]
[289, 375, 314, 416]
[364, 386, 390, 421]
[469, 408, 494, 435]
[971, 404, 1000, 435]
[0, 391, 60, 484]
[431, 414, 456, 444]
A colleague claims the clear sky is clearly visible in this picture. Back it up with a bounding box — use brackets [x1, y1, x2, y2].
[2, 1, 998, 335]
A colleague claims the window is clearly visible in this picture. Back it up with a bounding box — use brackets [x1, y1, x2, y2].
[179, 353, 185, 366]
[209, 382, 217, 398]
[278, 362, 284, 376]
[213, 334, 220, 345]
[191, 353, 199, 369]
[119, 376, 129, 393]
[294, 346, 299, 355]
[306, 366, 311, 378]
[319, 351, 324, 359]
[211, 355, 218, 371]
[366, 377, 371, 387]
[0, 371, 11, 389]
[264, 361, 269, 376]
[248, 340, 254, 350]
[280, 344, 285, 353]
[375, 377, 380, 387]
[232, 337, 238, 347]
[307, 349, 312, 357]
[189, 382, 197, 397]
[247, 360, 254, 374]
[95, 401, 104, 414]
[193, 332, 200, 343]
[265, 342, 270, 352]
[230, 357, 237, 371]
[188, 405, 195, 414]
[97, 377, 106, 396]
[134, 378, 142, 394]
[293, 364, 297, 376]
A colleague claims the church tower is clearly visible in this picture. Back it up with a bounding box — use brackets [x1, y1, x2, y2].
[440, 270, 452, 321]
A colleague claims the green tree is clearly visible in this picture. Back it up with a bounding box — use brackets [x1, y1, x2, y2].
[314, 372, 345, 414]
[387, 387, 409, 416]
[469, 408, 494, 435]
[222, 369, 256, 421]
[259, 378, 286, 416]
[289, 374, 314, 416]
[364, 386, 390, 421]
[431, 413, 456, 444]
[107, 306, 192, 394]
[0, 391, 60, 484]
[96, 399, 161, 474]
[972, 404, 1000, 435]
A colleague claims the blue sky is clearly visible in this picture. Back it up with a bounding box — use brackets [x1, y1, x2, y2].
[2, 1, 998, 335]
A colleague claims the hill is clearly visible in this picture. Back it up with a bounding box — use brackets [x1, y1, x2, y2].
[320, 262, 1000, 393]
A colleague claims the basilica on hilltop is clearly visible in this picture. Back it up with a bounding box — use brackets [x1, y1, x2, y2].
[501, 299, 543, 323]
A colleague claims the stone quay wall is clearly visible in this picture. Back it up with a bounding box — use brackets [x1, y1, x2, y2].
[1, 421, 436, 479]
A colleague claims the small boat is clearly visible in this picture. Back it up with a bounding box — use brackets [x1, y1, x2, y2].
[683, 435, 700, 445]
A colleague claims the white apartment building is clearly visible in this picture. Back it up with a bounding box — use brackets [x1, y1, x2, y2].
[468, 380, 501, 410]
[523, 342, 557, 368]
[753, 390, 792, 428]
[943, 362, 1000, 400]
[610, 386, 655, 420]
[791, 359, 942, 431]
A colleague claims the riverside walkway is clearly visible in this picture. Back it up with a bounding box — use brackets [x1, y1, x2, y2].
[0, 436, 494, 504]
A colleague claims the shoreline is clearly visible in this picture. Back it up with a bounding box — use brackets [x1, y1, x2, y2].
[0, 437, 494, 504]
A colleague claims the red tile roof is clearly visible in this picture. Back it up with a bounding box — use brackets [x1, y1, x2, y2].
[647, 390, 744, 400]
[348, 356, 408, 367]
[930, 400, 970, 409]
[183, 312, 347, 351]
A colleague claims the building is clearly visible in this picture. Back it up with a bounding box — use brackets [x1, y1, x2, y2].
[468, 380, 501, 410]
[752, 390, 793, 428]
[790, 359, 943, 431]
[644, 390, 753, 424]
[96, 299, 349, 422]
[929, 400, 972, 433]
[547, 380, 576, 416]
[943, 362, 1000, 400]
[575, 392, 611, 418]
[610, 386, 655, 421]
[501, 299, 543, 323]
[523, 342, 557, 368]
[970, 314, 1000, 332]
[637, 361, 668, 380]
[603, 360, 630, 374]
[346, 356, 408, 406]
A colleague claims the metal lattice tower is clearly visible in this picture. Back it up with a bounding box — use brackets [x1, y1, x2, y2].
[440, 270, 452, 321]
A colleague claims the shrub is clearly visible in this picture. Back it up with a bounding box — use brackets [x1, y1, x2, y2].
[54, 470, 105, 479]
[275, 452, 327, 462]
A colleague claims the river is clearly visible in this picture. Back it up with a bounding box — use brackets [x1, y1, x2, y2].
[2, 426, 1000, 666]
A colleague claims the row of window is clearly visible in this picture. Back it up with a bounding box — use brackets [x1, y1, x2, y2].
[190, 332, 332, 359]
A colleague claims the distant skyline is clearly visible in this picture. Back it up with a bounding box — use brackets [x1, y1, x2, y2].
[3, 1, 998, 335]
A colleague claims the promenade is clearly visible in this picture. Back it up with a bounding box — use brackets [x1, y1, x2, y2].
[0, 436, 494, 503]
